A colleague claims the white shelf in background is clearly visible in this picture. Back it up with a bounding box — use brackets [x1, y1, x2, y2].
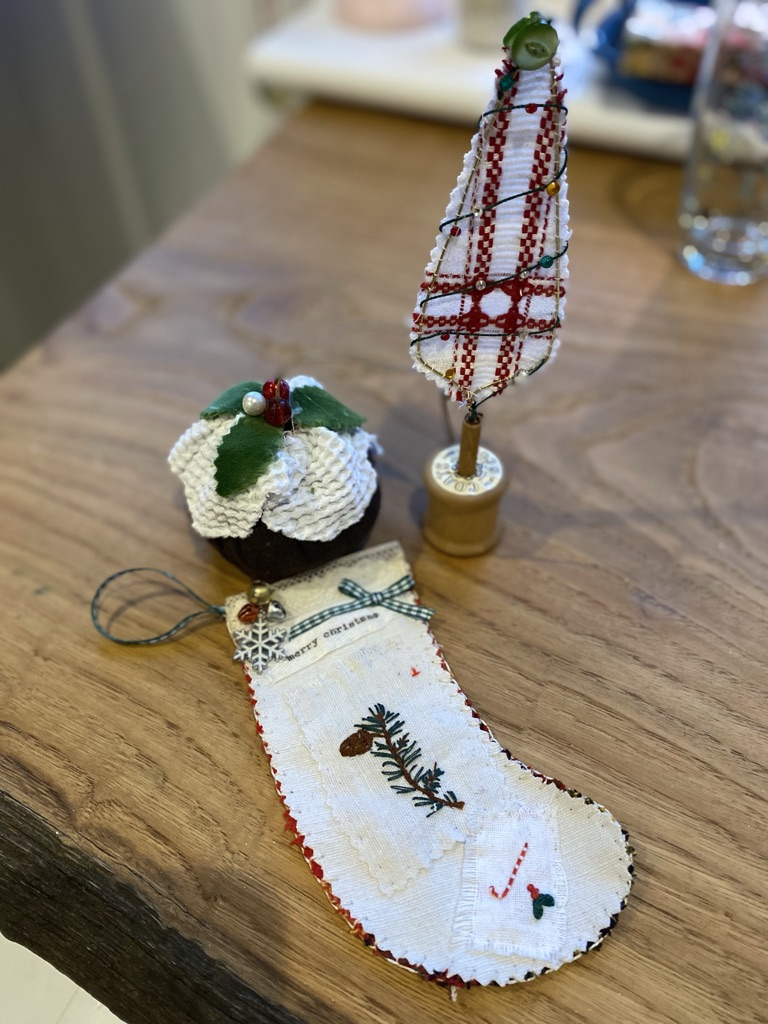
[246, 0, 692, 161]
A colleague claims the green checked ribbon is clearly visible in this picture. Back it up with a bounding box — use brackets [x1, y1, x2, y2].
[288, 575, 434, 642]
[91, 569, 433, 654]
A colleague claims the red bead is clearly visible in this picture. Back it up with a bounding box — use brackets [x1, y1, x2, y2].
[450, 226, 461, 236]
[263, 377, 290, 400]
[526, 103, 538, 114]
[262, 378, 292, 427]
[264, 397, 292, 427]
[441, 333, 450, 340]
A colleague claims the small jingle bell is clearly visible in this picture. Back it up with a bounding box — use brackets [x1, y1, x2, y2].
[237, 602, 261, 624]
[265, 599, 286, 623]
[249, 580, 273, 606]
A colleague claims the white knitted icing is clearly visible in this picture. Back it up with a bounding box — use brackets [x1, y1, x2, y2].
[169, 376, 378, 542]
[261, 427, 377, 540]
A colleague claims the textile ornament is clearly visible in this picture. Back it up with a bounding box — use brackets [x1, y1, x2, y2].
[410, 11, 570, 417]
[91, 542, 634, 991]
[169, 374, 379, 549]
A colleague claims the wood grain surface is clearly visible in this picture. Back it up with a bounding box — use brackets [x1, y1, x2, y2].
[1, 101, 766, 1024]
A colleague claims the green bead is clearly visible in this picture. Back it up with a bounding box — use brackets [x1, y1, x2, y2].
[498, 73, 514, 92]
[540, 254, 554, 268]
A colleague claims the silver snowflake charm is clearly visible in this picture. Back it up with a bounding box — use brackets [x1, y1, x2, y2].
[232, 618, 288, 675]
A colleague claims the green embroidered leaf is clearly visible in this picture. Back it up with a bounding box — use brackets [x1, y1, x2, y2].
[292, 385, 366, 432]
[214, 415, 283, 497]
[540, 893, 555, 907]
[532, 900, 544, 920]
[201, 381, 263, 419]
[352, 704, 464, 818]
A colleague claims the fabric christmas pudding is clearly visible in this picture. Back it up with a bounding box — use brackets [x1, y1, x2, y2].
[169, 375, 380, 580]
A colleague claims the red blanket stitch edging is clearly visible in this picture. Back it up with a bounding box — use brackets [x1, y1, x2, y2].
[241, 622, 633, 989]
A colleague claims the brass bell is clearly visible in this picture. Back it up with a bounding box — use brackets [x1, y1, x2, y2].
[248, 580, 273, 606]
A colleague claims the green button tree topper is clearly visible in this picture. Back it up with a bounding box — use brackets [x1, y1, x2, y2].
[503, 11, 559, 71]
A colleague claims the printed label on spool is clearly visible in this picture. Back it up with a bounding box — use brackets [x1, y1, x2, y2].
[430, 445, 503, 495]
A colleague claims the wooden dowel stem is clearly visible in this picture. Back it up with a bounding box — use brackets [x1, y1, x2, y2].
[457, 415, 482, 477]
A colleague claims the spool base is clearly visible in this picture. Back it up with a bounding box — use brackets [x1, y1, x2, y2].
[422, 444, 507, 557]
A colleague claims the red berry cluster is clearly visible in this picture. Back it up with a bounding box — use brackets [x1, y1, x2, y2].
[262, 378, 292, 427]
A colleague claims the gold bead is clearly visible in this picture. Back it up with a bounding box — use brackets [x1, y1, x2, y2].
[546, 180, 561, 196]
[248, 580, 273, 606]
[445, 368, 456, 380]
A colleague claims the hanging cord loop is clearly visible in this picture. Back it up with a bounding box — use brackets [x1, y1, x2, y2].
[91, 568, 225, 645]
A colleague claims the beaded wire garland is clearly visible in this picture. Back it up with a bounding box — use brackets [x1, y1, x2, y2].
[411, 54, 569, 413]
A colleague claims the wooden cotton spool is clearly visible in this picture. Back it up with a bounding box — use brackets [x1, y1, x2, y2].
[422, 416, 507, 556]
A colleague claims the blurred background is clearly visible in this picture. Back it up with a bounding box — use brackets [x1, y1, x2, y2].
[0, 0, 301, 371]
[0, 0, 726, 368]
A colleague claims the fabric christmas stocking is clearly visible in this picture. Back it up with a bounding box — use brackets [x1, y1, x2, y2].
[225, 541, 633, 987]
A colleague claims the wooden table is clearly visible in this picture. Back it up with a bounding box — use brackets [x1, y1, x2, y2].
[1, 102, 766, 1024]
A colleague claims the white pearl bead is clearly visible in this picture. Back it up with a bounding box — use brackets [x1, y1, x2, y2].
[242, 390, 266, 416]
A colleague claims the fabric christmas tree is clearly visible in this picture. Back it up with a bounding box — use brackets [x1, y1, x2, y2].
[411, 19, 569, 408]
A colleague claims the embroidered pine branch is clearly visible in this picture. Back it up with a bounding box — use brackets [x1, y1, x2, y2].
[355, 704, 464, 817]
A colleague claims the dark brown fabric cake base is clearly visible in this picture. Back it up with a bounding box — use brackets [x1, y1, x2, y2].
[209, 487, 381, 582]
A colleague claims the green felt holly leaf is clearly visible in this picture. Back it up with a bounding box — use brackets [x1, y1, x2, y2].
[214, 415, 283, 497]
[201, 381, 263, 420]
[532, 899, 544, 919]
[292, 385, 366, 432]
[540, 893, 555, 907]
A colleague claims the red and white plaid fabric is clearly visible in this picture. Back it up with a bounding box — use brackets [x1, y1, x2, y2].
[412, 60, 569, 403]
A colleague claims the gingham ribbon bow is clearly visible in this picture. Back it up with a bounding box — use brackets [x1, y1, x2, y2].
[289, 574, 433, 641]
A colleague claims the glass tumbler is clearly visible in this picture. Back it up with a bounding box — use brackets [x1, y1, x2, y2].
[679, 0, 768, 285]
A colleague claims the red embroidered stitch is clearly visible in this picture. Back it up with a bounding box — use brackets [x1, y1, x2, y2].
[489, 841, 529, 899]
